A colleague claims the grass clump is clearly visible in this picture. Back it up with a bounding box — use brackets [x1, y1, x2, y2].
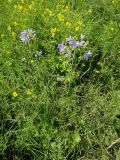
[0, 0, 120, 159]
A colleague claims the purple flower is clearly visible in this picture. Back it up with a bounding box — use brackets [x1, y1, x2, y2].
[69, 41, 78, 48]
[58, 43, 66, 52]
[83, 51, 92, 60]
[66, 36, 73, 42]
[66, 36, 80, 49]
[20, 29, 36, 43]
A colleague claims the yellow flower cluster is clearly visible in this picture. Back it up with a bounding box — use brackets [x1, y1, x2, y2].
[57, 13, 64, 21]
[62, 6, 69, 13]
[12, 89, 33, 97]
[26, 89, 33, 96]
[21, 0, 24, 3]
[45, 8, 54, 17]
[13, 21, 18, 27]
[66, 22, 71, 28]
[18, 5, 23, 11]
[12, 32, 16, 39]
[50, 28, 57, 38]
[12, 91, 18, 97]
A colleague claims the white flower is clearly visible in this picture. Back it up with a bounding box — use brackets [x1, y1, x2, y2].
[65, 50, 72, 57]
[80, 34, 85, 40]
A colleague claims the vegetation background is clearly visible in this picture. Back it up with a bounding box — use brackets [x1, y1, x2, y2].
[0, 0, 120, 159]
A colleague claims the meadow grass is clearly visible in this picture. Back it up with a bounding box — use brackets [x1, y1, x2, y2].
[0, 0, 120, 159]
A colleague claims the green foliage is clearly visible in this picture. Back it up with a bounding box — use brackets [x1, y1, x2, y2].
[0, 0, 120, 159]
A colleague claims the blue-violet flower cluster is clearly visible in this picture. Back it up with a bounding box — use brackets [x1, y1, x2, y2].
[58, 34, 93, 60]
[20, 29, 36, 43]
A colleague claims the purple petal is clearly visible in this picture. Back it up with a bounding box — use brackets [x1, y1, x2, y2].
[86, 51, 92, 57]
[69, 41, 78, 48]
[20, 28, 35, 43]
[58, 43, 66, 52]
[83, 51, 92, 60]
[66, 36, 73, 42]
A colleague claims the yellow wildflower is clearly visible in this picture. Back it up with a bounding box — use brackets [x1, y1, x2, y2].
[45, 8, 54, 17]
[12, 32, 16, 39]
[75, 26, 80, 31]
[18, 5, 23, 11]
[12, 91, 18, 97]
[13, 21, 18, 26]
[26, 89, 33, 96]
[49, 10, 54, 17]
[21, 0, 24, 3]
[50, 28, 57, 38]
[66, 22, 71, 28]
[77, 20, 82, 26]
[62, 6, 69, 13]
[57, 13, 64, 21]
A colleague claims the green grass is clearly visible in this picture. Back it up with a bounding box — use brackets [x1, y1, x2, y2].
[0, 0, 120, 159]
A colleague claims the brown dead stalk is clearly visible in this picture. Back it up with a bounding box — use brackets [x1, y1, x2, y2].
[107, 138, 120, 150]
